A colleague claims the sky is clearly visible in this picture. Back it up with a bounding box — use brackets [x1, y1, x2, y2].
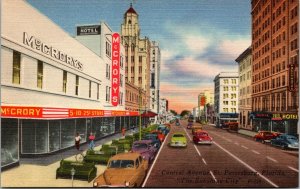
[27, 0, 251, 113]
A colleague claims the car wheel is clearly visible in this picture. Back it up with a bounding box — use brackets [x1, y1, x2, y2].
[261, 140, 265, 144]
[281, 144, 286, 150]
[255, 138, 259, 142]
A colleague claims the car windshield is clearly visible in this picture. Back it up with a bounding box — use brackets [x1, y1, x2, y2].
[133, 143, 148, 149]
[197, 133, 208, 136]
[108, 160, 135, 168]
[286, 136, 298, 141]
[173, 134, 184, 138]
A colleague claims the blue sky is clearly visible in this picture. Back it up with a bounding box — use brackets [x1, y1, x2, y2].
[27, 0, 251, 113]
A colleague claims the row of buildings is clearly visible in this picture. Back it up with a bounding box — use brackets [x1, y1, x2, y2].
[1, 0, 168, 169]
[194, 0, 298, 136]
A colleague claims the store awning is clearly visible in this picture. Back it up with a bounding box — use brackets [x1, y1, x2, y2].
[141, 111, 158, 117]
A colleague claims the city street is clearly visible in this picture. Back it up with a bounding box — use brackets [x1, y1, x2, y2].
[143, 120, 299, 188]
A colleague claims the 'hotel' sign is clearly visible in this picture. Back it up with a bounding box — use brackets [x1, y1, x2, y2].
[77, 25, 101, 35]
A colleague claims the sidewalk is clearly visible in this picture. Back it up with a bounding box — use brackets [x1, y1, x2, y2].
[238, 129, 257, 137]
[1, 129, 136, 188]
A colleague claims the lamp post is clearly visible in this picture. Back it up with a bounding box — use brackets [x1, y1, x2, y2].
[71, 167, 76, 187]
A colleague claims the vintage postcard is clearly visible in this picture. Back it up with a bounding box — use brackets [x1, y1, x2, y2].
[1, 0, 299, 188]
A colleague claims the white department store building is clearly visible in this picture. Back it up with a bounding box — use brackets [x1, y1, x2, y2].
[1, 0, 138, 169]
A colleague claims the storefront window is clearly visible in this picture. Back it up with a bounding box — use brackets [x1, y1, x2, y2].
[1, 118, 19, 167]
[115, 117, 121, 133]
[125, 117, 130, 129]
[22, 119, 36, 154]
[92, 118, 102, 139]
[35, 120, 48, 153]
[49, 120, 61, 152]
[76, 119, 87, 143]
[102, 117, 115, 136]
[61, 119, 75, 149]
[272, 121, 285, 133]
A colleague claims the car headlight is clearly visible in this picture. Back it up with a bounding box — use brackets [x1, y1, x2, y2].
[93, 182, 98, 187]
[125, 181, 130, 187]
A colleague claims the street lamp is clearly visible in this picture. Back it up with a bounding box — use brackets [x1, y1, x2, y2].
[71, 167, 76, 187]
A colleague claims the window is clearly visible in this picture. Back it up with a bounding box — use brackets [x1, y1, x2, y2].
[106, 86, 110, 102]
[106, 41, 111, 57]
[131, 56, 135, 62]
[223, 101, 228, 105]
[231, 108, 236, 113]
[223, 86, 229, 91]
[231, 79, 236, 84]
[231, 86, 237, 91]
[89, 81, 91, 98]
[120, 74, 123, 87]
[150, 73, 155, 88]
[231, 101, 236, 106]
[139, 56, 142, 63]
[224, 79, 228, 84]
[63, 71, 67, 93]
[12, 51, 21, 84]
[75, 75, 79, 96]
[106, 64, 109, 78]
[223, 93, 229, 98]
[97, 84, 99, 100]
[231, 94, 236, 99]
[120, 55, 124, 68]
[223, 108, 228, 112]
[37, 60, 43, 89]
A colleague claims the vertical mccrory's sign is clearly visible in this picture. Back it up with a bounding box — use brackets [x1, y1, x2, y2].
[111, 33, 120, 106]
[77, 25, 101, 35]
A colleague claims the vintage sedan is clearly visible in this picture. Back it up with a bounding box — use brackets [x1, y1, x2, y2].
[191, 125, 203, 135]
[157, 125, 170, 135]
[254, 131, 277, 143]
[93, 152, 148, 187]
[142, 133, 161, 148]
[193, 130, 213, 145]
[169, 132, 187, 147]
[270, 134, 299, 150]
[150, 130, 165, 142]
[131, 140, 158, 162]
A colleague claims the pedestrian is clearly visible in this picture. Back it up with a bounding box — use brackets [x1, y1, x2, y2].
[122, 127, 126, 136]
[75, 132, 81, 151]
[88, 132, 95, 150]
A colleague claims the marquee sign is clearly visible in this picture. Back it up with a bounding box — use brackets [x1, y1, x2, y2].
[111, 33, 120, 106]
[1, 106, 139, 119]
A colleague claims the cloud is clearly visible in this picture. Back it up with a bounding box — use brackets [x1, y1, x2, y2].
[158, 21, 250, 113]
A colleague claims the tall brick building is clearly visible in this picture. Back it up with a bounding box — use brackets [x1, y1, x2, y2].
[251, 0, 298, 134]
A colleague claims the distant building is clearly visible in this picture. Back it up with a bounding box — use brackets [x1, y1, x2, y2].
[197, 90, 214, 123]
[235, 46, 252, 130]
[214, 72, 239, 127]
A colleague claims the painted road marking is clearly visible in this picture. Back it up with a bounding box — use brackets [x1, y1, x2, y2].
[142, 132, 169, 187]
[288, 166, 299, 172]
[184, 128, 192, 141]
[266, 156, 278, 163]
[252, 150, 260, 154]
[213, 141, 279, 188]
[241, 145, 249, 149]
[193, 144, 202, 156]
[209, 171, 217, 183]
[202, 158, 207, 165]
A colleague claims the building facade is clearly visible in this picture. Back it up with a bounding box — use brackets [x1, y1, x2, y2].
[214, 72, 239, 127]
[1, 0, 139, 169]
[159, 98, 168, 123]
[251, 0, 298, 134]
[149, 41, 161, 121]
[235, 47, 253, 130]
[121, 4, 151, 110]
[125, 81, 146, 112]
[197, 90, 214, 123]
[75, 22, 125, 109]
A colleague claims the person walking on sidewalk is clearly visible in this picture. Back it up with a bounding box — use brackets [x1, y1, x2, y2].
[122, 127, 126, 136]
[75, 132, 81, 151]
[88, 132, 95, 150]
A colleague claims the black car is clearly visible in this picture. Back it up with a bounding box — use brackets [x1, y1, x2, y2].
[270, 134, 299, 150]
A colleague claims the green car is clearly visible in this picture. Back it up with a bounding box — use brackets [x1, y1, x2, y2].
[169, 132, 187, 147]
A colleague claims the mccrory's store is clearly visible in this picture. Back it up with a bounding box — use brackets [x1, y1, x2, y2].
[1, 0, 139, 169]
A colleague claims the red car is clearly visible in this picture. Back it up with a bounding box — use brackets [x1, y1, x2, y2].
[254, 131, 278, 143]
[193, 130, 213, 145]
[150, 130, 165, 142]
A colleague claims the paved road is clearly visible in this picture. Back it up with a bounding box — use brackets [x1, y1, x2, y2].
[143, 120, 299, 187]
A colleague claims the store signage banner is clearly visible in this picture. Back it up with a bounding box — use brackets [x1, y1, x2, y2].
[1, 106, 139, 118]
[111, 33, 120, 106]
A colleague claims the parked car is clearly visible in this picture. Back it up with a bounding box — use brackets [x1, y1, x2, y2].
[142, 133, 161, 148]
[254, 131, 277, 143]
[169, 132, 187, 147]
[93, 152, 148, 187]
[150, 130, 165, 142]
[193, 130, 213, 145]
[270, 134, 299, 150]
[187, 122, 193, 129]
[157, 124, 170, 135]
[191, 125, 203, 135]
[222, 122, 238, 131]
[131, 140, 158, 162]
